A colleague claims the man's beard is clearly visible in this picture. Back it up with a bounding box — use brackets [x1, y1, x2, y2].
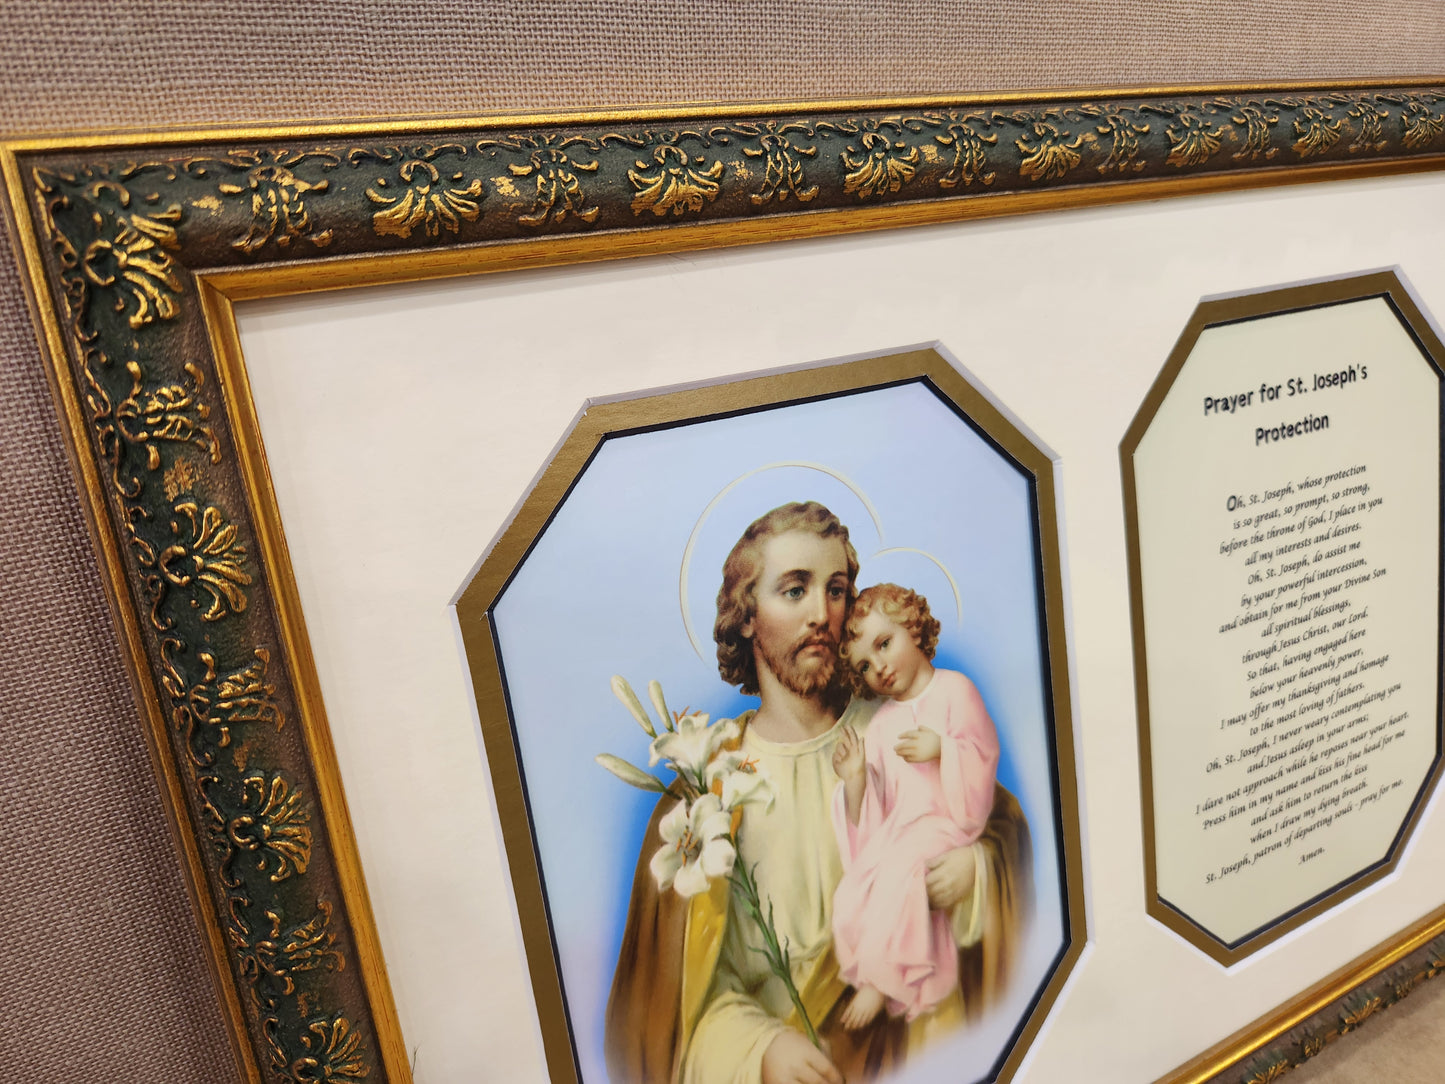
[757, 629, 841, 699]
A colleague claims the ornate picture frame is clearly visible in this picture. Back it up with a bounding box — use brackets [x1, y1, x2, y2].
[6, 80, 1445, 1084]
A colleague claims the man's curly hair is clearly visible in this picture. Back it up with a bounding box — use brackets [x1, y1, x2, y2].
[840, 583, 941, 698]
[713, 501, 860, 694]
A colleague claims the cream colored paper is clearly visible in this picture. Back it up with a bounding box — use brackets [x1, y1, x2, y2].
[1136, 299, 1440, 946]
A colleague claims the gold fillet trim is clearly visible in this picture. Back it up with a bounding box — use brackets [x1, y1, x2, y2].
[1158, 900, 1445, 1084]
[201, 154, 1445, 304]
[0, 152, 265, 1084]
[4, 76, 1444, 150]
[451, 348, 1086, 1084]
[197, 279, 413, 1084]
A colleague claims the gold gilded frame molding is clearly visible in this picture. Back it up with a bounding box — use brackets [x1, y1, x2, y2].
[5, 82, 1445, 1084]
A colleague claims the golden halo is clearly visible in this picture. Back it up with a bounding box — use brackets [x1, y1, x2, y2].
[679, 463, 962, 661]
[680, 462, 883, 660]
[866, 547, 965, 622]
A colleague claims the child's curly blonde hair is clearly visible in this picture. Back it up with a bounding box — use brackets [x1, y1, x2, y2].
[840, 583, 941, 698]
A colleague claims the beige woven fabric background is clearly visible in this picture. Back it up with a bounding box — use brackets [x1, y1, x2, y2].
[1, 5, 1442, 1082]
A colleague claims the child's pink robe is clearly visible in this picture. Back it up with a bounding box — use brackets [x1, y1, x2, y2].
[830, 668, 1000, 1021]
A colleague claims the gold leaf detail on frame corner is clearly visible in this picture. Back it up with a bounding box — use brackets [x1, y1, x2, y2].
[1292, 105, 1344, 159]
[158, 501, 252, 621]
[288, 1014, 369, 1082]
[842, 127, 920, 198]
[231, 773, 313, 883]
[116, 359, 220, 470]
[935, 115, 998, 188]
[628, 142, 724, 217]
[81, 203, 184, 329]
[741, 122, 819, 205]
[1165, 112, 1226, 168]
[1228, 100, 1281, 161]
[366, 159, 484, 239]
[218, 165, 333, 254]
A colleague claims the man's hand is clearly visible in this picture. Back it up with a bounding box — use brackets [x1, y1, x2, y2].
[925, 844, 978, 910]
[831, 725, 865, 782]
[761, 1029, 843, 1084]
[894, 726, 942, 763]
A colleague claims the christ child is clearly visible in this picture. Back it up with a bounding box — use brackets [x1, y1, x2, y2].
[829, 583, 1001, 1028]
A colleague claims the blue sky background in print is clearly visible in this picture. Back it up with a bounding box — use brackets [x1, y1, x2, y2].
[491, 379, 1064, 1081]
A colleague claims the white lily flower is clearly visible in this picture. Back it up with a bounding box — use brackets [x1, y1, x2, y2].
[594, 753, 666, 792]
[648, 712, 739, 782]
[706, 751, 776, 813]
[649, 793, 736, 897]
[611, 675, 657, 738]
[648, 680, 675, 733]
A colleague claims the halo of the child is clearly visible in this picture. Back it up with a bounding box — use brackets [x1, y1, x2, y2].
[679, 461, 962, 660]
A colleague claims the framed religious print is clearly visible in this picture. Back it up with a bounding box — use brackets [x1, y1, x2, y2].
[8, 81, 1445, 1084]
[455, 350, 1083, 1084]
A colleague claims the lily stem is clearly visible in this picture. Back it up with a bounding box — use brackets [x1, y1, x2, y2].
[728, 851, 821, 1048]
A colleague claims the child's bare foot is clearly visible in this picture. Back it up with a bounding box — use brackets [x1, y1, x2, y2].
[839, 985, 885, 1030]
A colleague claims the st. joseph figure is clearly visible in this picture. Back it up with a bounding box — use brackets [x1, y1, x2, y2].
[606, 502, 1032, 1084]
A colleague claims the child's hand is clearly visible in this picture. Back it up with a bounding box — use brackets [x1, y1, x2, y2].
[894, 726, 942, 763]
[832, 725, 865, 781]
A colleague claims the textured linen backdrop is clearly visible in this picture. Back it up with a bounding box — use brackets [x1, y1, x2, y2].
[1, 4, 1442, 1081]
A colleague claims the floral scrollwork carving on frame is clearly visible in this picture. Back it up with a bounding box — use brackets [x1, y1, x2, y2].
[1225, 99, 1281, 162]
[351, 144, 485, 240]
[477, 133, 603, 226]
[928, 112, 998, 188]
[1291, 103, 1345, 159]
[157, 500, 253, 622]
[1090, 107, 1151, 175]
[78, 193, 185, 330]
[115, 359, 221, 470]
[281, 1015, 370, 1083]
[233, 900, 345, 1000]
[628, 139, 725, 217]
[840, 118, 921, 198]
[1014, 115, 1092, 183]
[228, 773, 314, 884]
[715, 120, 819, 206]
[189, 148, 341, 254]
[1346, 99, 1389, 154]
[161, 640, 285, 765]
[1402, 98, 1445, 150]
[1240, 1057, 1290, 1084]
[1164, 109, 1227, 169]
